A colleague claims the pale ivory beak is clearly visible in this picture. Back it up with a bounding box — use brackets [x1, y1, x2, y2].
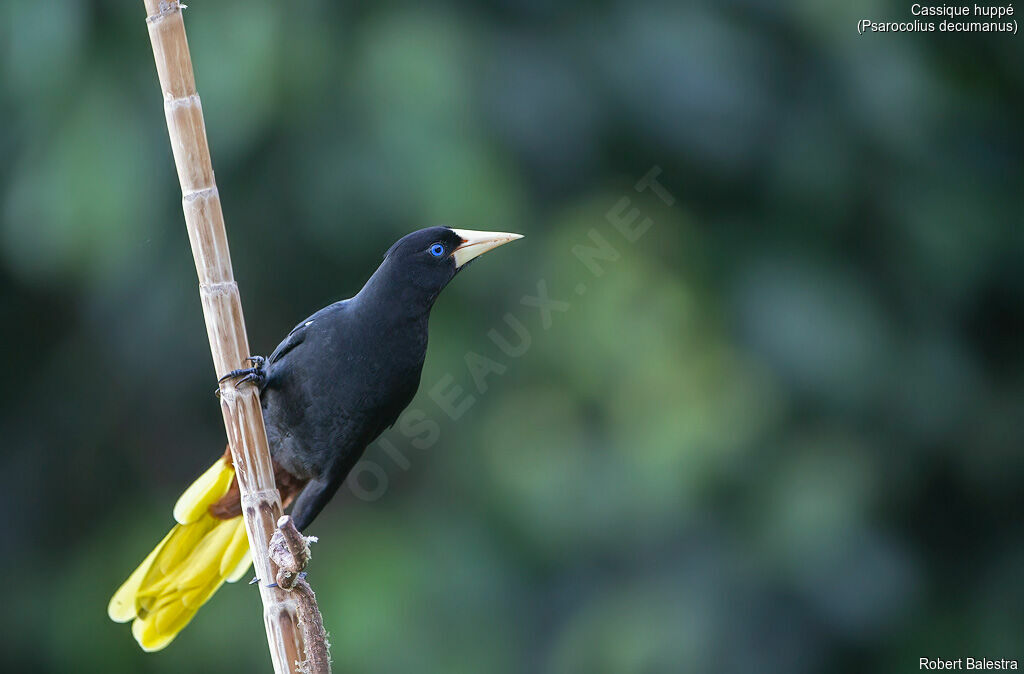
[450, 229, 524, 268]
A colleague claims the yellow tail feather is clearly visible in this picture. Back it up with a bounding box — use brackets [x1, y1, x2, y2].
[109, 458, 253, 651]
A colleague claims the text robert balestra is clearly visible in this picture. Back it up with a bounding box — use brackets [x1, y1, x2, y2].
[921, 658, 1019, 670]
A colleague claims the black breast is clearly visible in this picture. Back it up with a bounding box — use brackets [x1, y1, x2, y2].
[260, 301, 429, 483]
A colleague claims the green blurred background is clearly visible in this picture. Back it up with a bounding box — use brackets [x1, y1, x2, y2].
[2, 1, 1022, 672]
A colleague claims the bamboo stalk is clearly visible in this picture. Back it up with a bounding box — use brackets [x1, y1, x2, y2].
[141, 2, 329, 672]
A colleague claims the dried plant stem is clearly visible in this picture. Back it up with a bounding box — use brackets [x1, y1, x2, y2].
[291, 580, 331, 674]
[270, 517, 331, 673]
[269, 516, 314, 590]
[141, 2, 329, 672]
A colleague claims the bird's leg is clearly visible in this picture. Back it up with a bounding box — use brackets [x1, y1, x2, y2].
[216, 355, 268, 394]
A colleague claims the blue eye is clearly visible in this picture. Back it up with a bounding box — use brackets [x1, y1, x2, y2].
[429, 243, 445, 257]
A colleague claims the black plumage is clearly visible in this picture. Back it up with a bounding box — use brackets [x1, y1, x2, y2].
[223, 226, 521, 530]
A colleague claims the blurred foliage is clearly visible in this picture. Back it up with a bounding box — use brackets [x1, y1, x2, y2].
[1, 0, 1023, 672]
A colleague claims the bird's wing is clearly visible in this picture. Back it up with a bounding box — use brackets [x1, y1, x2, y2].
[268, 300, 348, 365]
[267, 321, 308, 365]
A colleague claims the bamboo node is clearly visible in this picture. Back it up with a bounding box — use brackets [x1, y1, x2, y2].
[242, 489, 286, 508]
[183, 186, 218, 202]
[215, 383, 252, 404]
[164, 93, 202, 109]
[146, 1, 186, 24]
[199, 280, 238, 295]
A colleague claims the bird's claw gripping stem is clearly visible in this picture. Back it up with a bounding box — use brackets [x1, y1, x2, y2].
[215, 355, 267, 396]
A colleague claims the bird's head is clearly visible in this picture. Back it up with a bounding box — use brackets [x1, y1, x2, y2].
[367, 226, 523, 308]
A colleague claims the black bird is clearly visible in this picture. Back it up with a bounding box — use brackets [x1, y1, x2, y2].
[109, 227, 522, 650]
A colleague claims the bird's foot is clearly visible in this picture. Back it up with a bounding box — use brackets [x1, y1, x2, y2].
[216, 356, 267, 396]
